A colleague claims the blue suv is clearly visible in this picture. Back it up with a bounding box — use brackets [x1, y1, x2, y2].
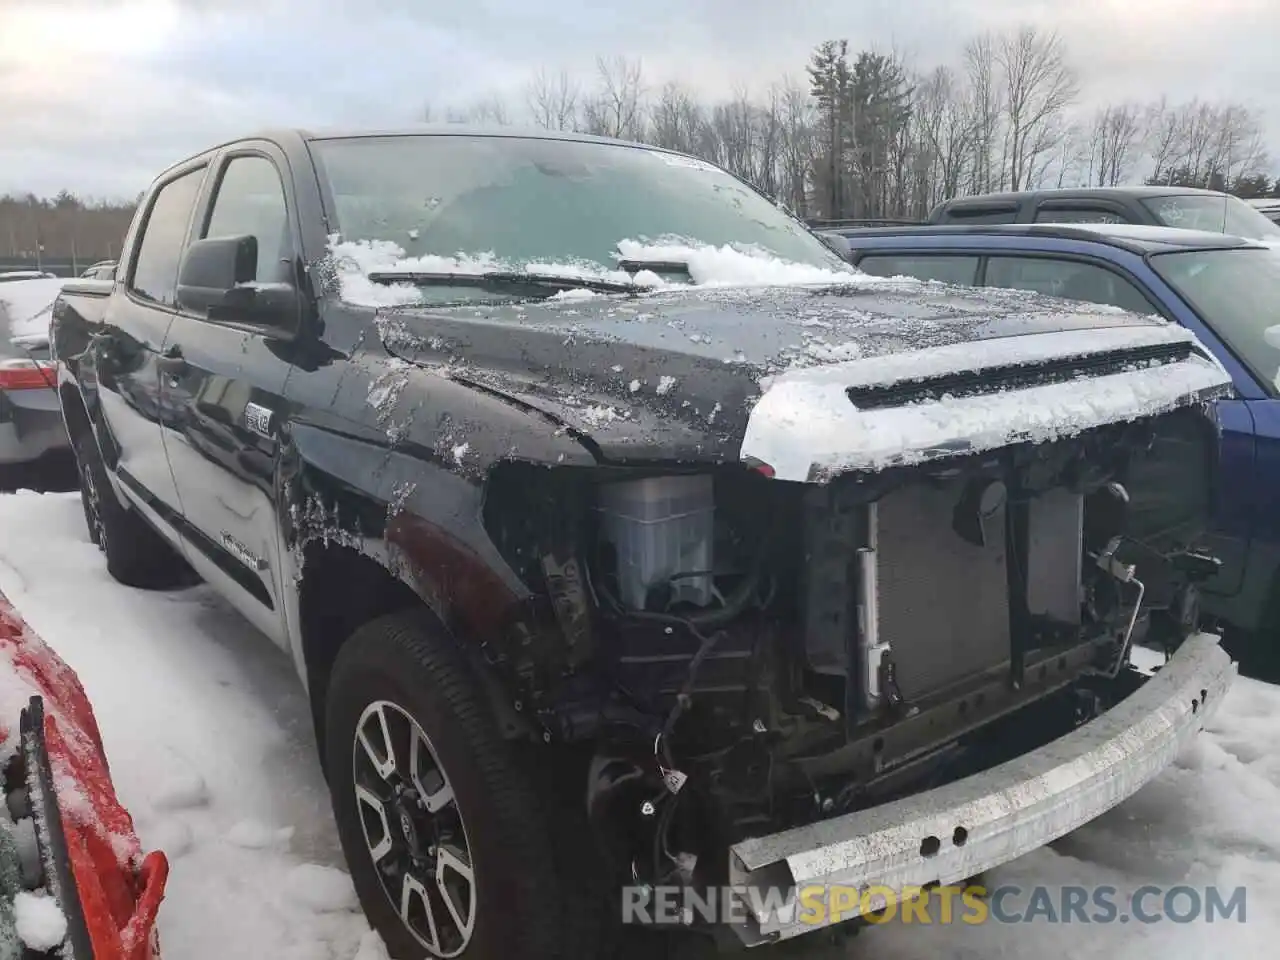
[828, 223, 1280, 666]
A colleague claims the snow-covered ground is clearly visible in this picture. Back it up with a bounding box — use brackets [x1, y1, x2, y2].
[0, 491, 385, 960]
[0, 489, 1277, 958]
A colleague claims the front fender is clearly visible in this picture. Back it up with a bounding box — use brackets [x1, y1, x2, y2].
[277, 368, 599, 658]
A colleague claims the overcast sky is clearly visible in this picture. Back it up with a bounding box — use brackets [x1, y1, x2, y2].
[2, 0, 1277, 198]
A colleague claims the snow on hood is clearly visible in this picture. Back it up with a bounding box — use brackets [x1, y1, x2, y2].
[0, 278, 66, 341]
[743, 350, 1231, 481]
[326, 235, 888, 308]
[330, 236, 1231, 477]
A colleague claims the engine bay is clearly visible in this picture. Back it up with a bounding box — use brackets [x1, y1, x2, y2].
[480, 403, 1221, 895]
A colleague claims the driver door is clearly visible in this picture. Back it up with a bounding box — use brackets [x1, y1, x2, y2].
[158, 146, 301, 648]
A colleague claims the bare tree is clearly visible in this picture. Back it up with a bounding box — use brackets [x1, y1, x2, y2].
[1144, 97, 1183, 184]
[994, 27, 1079, 191]
[963, 33, 1002, 193]
[912, 65, 974, 212]
[525, 67, 580, 131]
[648, 81, 705, 154]
[1208, 103, 1268, 184]
[775, 78, 816, 216]
[711, 87, 768, 190]
[582, 56, 647, 140]
[445, 95, 512, 125]
[1143, 98, 1270, 187]
[1087, 103, 1145, 186]
[1052, 122, 1091, 188]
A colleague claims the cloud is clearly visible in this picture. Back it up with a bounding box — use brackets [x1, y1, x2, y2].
[1, 0, 1277, 197]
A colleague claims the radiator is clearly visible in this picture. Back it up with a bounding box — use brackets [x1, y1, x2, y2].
[874, 481, 1011, 699]
[870, 481, 1085, 701]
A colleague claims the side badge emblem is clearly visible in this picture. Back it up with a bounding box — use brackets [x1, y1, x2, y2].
[220, 532, 268, 572]
[245, 402, 273, 439]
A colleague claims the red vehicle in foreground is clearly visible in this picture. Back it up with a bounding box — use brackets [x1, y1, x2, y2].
[0, 592, 167, 958]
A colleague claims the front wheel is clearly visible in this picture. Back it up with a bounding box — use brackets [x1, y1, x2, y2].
[324, 611, 601, 959]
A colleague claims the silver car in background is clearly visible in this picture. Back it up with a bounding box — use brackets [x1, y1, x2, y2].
[1247, 198, 1280, 225]
[0, 273, 69, 468]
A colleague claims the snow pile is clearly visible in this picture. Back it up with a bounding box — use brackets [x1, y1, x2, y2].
[13, 890, 66, 951]
[613, 238, 867, 288]
[327, 234, 882, 309]
[331, 238, 508, 307]
[0, 278, 66, 340]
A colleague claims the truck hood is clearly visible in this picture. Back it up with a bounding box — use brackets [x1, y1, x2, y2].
[374, 279, 1230, 477]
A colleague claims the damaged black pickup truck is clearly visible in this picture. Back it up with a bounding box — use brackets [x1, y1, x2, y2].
[49, 128, 1236, 958]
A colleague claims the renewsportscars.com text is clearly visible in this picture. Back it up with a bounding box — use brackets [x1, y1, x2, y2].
[622, 883, 1248, 926]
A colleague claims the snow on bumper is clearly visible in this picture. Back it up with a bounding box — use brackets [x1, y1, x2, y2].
[727, 632, 1234, 944]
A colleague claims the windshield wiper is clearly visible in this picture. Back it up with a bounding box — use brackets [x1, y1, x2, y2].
[617, 259, 692, 275]
[366, 270, 644, 296]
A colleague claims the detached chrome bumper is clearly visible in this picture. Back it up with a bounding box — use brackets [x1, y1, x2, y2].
[727, 633, 1235, 944]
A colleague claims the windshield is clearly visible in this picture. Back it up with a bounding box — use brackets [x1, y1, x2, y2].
[309, 134, 851, 302]
[1139, 194, 1280, 241]
[1149, 246, 1280, 394]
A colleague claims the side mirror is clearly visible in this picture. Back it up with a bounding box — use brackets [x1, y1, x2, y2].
[176, 235, 297, 331]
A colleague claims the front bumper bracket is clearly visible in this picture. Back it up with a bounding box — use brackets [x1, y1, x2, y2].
[727, 632, 1234, 943]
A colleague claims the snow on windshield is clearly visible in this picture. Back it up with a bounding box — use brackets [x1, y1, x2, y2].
[326, 234, 879, 309]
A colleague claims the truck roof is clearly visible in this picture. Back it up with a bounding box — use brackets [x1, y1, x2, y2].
[829, 222, 1260, 256]
[150, 126, 687, 184]
[295, 125, 646, 147]
[936, 185, 1238, 210]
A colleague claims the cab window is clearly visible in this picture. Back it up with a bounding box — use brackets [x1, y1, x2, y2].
[857, 254, 980, 286]
[984, 256, 1155, 314]
[203, 155, 294, 285]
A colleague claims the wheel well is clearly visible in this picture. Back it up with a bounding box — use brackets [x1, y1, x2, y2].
[298, 542, 423, 765]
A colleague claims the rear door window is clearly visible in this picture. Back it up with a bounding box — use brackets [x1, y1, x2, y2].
[984, 256, 1155, 314]
[857, 254, 980, 286]
[129, 167, 207, 307]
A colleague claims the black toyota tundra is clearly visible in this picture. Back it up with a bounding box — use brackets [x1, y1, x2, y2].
[49, 127, 1235, 958]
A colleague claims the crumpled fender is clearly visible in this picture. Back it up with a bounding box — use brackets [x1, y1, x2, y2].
[0, 592, 167, 959]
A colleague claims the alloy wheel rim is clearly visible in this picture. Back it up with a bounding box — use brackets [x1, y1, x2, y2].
[351, 700, 476, 957]
[81, 460, 107, 552]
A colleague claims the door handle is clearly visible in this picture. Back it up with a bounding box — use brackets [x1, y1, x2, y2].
[157, 346, 187, 377]
[158, 346, 187, 389]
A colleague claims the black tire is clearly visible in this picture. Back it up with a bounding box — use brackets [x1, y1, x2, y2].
[325, 610, 610, 960]
[71, 431, 192, 590]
